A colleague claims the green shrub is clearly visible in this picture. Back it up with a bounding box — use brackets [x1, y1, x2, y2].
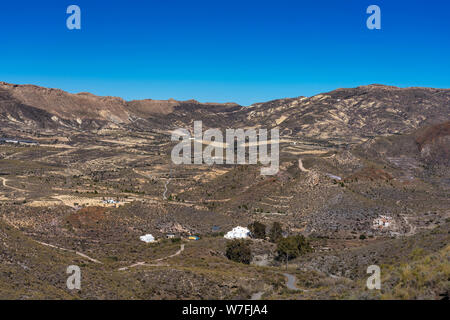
[269, 222, 283, 243]
[248, 221, 266, 239]
[276, 235, 312, 261]
[225, 240, 252, 264]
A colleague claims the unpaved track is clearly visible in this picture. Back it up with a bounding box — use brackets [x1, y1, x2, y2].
[250, 292, 264, 300]
[163, 177, 171, 200]
[251, 272, 305, 299]
[4, 217, 186, 269]
[37, 148, 76, 161]
[35, 240, 185, 269]
[283, 273, 300, 291]
[35, 241, 103, 264]
[0, 177, 26, 192]
[298, 159, 309, 172]
[282, 273, 315, 292]
[155, 244, 185, 261]
[0, 220, 101, 263]
[162, 166, 172, 200]
[118, 244, 185, 271]
[402, 215, 417, 235]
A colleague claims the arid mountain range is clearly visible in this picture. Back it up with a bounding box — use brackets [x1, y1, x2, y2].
[1, 81, 449, 135]
[0, 81, 448, 300]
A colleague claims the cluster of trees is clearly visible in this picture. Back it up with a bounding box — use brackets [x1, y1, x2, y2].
[225, 221, 312, 267]
[247, 221, 283, 242]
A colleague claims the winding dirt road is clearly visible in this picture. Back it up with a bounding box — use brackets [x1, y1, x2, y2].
[1, 177, 26, 192]
[35, 240, 186, 269]
[118, 244, 185, 271]
[251, 272, 305, 299]
[283, 273, 300, 291]
[298, 159, 309, 172]
[403, 215, 417, 235]
[35, 240, 103, 264]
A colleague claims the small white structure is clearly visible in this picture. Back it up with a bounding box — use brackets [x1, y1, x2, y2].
[103, 199, 119, 204]
[372, 215, 393, 229]
[224, 226, 251, 239]
[139, 234, 156, 243]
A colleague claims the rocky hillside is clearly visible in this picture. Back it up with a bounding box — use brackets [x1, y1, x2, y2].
[0, 81, 448, 300]
[0, 82, 448, 145]
[244, 85, 450, 145]
[0, 82, 242, 130]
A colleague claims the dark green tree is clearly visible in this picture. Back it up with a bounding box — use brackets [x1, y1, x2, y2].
[225, 240, 252, 264]
[276, 235, 312, 269]
[269, 222, 283, 243]
[248, 221, 266, 239]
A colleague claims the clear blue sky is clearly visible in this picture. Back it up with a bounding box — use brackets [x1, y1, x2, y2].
[0, 0, 449, 105]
